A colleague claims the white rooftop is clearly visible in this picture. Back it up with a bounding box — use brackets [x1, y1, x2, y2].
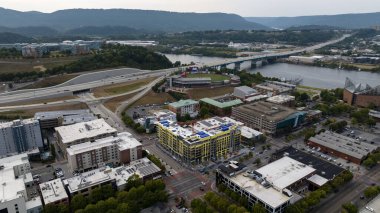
[245, 95, 268, 102]
[256, 156, 316, 190]
[307, 174, 329, 187]
[266, 95, 295, 104]
[55, 119, 117, 144]
[39, 179, 68, 205]
[359, 194, 380, 213]
[230, 173, 291, 209]
[63, 167, 114, 193]
[157, 117, 242, 144]
[240, 126, 263, 139]
[0, 153, 30, 202]
[0, 118, 38, 128]
[25, 197, 42, 211]
[66, 132, 141, 156]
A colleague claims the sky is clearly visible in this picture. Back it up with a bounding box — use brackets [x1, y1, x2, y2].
[0, 0, 379, 17]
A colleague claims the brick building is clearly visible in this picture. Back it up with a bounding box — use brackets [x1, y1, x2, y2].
[343, 78, 380, 107]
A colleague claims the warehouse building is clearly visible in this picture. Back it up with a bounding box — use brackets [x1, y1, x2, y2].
[266, 95, 296, 107]
[253, 81, 296, 96]
[216, 157, 316, 213]
[200, 97, 243, 116]
[0, 119, 43, 157]
[55, 119, 117, 156]
[232, 101, 306, 135]
[168, 99, 200, 118]
[157, 117, 244, 164]
[233, 86, 259, 100]
[66, 132, 142, 172]
[307, 131, 378, 164]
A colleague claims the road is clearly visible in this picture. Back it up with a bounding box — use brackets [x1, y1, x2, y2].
[313, 166, 380, 213]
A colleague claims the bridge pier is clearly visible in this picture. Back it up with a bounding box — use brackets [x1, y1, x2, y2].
[220, 64, 227, 70]
[251, 60, 257, 69]
[234, 62, 242, 71]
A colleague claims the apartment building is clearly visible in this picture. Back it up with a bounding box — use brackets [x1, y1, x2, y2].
[168, 99, 200, 118]
[55, 119, 117, 156]
[66, 132, 142, 172]
[157, 117, 244, 164]
[0, 119, 43, 157]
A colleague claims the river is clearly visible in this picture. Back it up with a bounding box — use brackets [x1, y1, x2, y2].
[164, 54, 380, 89]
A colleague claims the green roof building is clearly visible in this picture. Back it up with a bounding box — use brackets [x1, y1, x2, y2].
[200, 98, 243, 116]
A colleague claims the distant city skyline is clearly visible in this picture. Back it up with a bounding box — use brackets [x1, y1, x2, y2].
[0, 0, 379, 17]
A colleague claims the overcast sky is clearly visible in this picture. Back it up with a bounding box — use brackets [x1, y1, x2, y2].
[1, 0, 379, 17]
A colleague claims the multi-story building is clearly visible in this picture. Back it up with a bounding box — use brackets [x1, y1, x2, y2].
[63, 158, 161, 197]
[232, 101, 305, 135]
[157, 117, 244, 164]
[0, 153, 43, 213]
[253, 81, 296, 97]
[216, 157, 316, 213]
[307, 131, 378, 164]
[0, 119, 43, 157]
[343, 78, 380, 107]
[266, 95, 296, 107]
[200, 97, 243, 116]
[55, 119, 117, 156]
[168, 99, 200, 118]
[233, 86, 259, 100]
[35, 110, 97, 129]
[39, 179, 69, 206]
[66, 132, 142, 172]
[135, 109, 177, 132]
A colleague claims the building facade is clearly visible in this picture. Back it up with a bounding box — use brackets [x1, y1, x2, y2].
[157, 117, 242, 164]
[0, 119, 43, 156]
[232, 101, 305, 135]
[55, 119, 117, 156]
[66, 132, 142, 172]
[200, 97, 243, 116]
[168, 99, 200, 118]
[343, 77, 380, 107]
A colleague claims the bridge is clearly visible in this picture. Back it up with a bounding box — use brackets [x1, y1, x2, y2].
[203, 34, 351, 71]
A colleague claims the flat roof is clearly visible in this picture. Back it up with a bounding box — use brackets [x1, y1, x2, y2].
[55, 119, 117, 144]
[233, 101, 298, 121]
[67, 132, 141, 155]
[63, 167, 114, 193]
[169, 99, 199, 108]
[0, 118, 38, 128]
[256, 156, 316, 190]
[200, 98, 243, 109]
[39, 179, 68, 205]
[274, 146, 344, 180]
[359, 194, 380, 213]
[157, 117, 243, 144]
[34, 110, 93, 120]
[240, 126, 263, 138]
[229, 173, 291, 209]
[245, 95, 268, 102]
[307, 174, 329, 187]
[309, 131, 378, 159]
[25, 197, 42, 210]
[266, 95, 295, 104]
[112, 158, 161, 187]
[369, 110, 380, 119]
[0, 153, 30, 202]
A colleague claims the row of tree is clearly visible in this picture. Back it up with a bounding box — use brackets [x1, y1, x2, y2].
[285, 170, 353, 213]
[43, 178, 167, 213]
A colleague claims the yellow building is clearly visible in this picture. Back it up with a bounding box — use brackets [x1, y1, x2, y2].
[157, 117, 242, 164]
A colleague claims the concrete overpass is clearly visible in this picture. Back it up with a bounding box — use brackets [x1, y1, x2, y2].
[204, 34, 351, 70]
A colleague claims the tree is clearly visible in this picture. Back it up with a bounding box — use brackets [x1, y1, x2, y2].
[88, 187, 103, 204]
[83, 204, 97, 213]
[363, 158, 376, 168]
[254, 158, 261, 165]
[342, 203, 358, 213]
[364, 186, 380, 199]
[125, 174, 143, 191]
[252, 203, 266, 213]
[200, 106, 210, 118]
[71, 194, 88, 211]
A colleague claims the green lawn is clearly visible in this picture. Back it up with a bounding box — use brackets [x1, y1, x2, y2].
[186, 73, 230, 82]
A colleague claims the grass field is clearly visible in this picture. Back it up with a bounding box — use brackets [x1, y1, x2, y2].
[186, 73, 230, 82]
[20, 74, 79, 89]
[0, 103, 88, 120]
[0, 56, 87, 74]
[129, 90, 176, 108]
[93, 77, 157, 97]
[187, 86, 234, 100]
[104, 92, 139, 112]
